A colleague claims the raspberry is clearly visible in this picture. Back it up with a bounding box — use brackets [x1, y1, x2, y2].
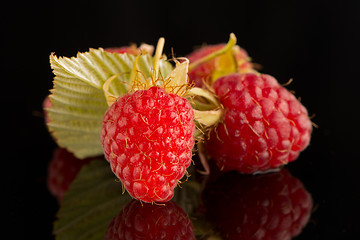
[203, 169, 313, 240]
[187, 44, 254, 87]
[42, 95, 51, 124]
[205, 73, 312, 173]
[105, 46, 139, 54]
[105, 200, 195, 240]
[101, 86, 195, 203]
[47, 148, 91, 202]
[105, 43, 154, 55]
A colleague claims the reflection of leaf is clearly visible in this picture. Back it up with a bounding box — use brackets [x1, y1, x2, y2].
[173, 165, 201, 214]
[191, 213, 221, 240]
[53, 159, 215, 240]
[48, 49, 173, 159]
[53, 159, 131, 240]
[173, 166, 220, 239]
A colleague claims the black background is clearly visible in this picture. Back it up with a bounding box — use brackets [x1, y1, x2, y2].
[2, 0, 359, 239]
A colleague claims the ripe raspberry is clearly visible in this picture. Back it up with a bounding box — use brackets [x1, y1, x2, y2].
[187, 44, 254, 87]
[203, 169, 313, 240]
[205, 73, 312, 173]
[47, 148, 91, 202]
[101, 86, 195, 203]
[105, 200, 195, 240]
[42, 95, 51, 124]
[105, 46, 139, 54]
[105, 43, 154, 55]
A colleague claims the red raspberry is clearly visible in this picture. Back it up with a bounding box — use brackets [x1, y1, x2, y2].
[105, 200, 195, 240]
[203, 169, 313, 240]
[205, 73, 312, 173]
[47, 148, 91, 202]
[105, 43, 154, 55]
[187, 44, 254, 87]
[101, 86, 195, 203]
[105, 46, 139, 54]
[42, 95, 51, 124]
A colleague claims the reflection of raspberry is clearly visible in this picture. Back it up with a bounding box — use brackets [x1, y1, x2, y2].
[203, 169, 313, 240]
[187, 44, 254, 87]
[47, 148, 91, 202]
[205, 73, 312, 173]
[105, 200, 195, 240]
[101, 86, 195, 203]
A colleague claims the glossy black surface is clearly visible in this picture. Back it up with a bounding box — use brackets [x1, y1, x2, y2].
[3, 0, 359, 239]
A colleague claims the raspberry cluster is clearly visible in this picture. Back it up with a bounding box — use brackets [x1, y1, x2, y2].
[46, 34, 313, 205]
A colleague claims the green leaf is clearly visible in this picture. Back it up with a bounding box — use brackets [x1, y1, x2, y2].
[48, 49, 173, 158]
[53, 159, 132, 240]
